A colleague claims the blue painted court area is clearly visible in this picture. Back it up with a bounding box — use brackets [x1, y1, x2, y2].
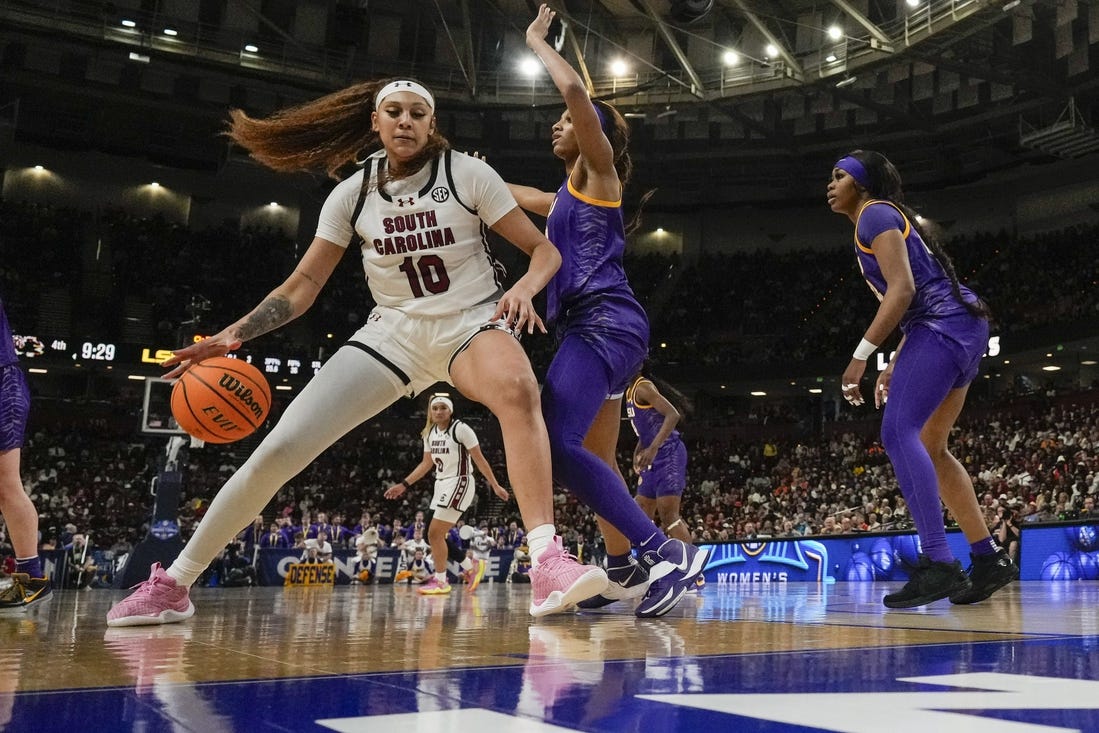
[7, 635, 1099, 732]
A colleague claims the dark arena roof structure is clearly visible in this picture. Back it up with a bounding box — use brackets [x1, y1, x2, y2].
[2, 0, 1098, 205]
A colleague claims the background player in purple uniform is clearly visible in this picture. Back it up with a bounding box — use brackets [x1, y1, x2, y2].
[626, 374, 691, 544]
[506, 5, 707, 618]
[0, 296, 51, 611]
[828, 149, 1018, 608]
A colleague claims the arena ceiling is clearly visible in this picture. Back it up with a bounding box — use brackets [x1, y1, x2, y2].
[2, 0, 1098, 202]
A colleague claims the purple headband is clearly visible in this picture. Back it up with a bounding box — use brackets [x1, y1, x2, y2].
[834, 156, 870, 188]
[591, 102, 607, 131]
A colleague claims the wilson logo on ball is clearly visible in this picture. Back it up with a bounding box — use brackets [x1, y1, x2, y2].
[217, 374, 266, 419]
[171, 357, 272, 444]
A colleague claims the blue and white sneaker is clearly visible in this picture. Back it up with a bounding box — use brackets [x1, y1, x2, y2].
[577, 558, 651, 610]
[635, 540, 710, 618]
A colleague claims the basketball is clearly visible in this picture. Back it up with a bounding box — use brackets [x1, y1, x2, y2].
[1040, 551, 1080, 581]
[892, 534, 923, 571]
[170, 356, 271, 444]
[844, 552, 875, 581]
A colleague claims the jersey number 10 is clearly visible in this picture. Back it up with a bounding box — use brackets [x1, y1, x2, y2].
[399, 255, 451, 298]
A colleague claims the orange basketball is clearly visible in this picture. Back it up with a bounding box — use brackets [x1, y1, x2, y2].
[170, 356, 271, 444]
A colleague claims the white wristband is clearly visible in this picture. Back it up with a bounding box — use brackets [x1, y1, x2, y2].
[852, 338, 877, 361]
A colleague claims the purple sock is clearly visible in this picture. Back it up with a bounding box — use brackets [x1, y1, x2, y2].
[606, 552, 633, 568]
[16, 557, 43, 579]
[542, 337, 667, 548]
[971, 536, 998, 556]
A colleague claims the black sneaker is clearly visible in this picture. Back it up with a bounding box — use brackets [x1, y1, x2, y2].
[577, 558, 650, 609]
[883, 555, 970, 609]
[950, 549, 1019, 605]
[0, 574, 52, 613]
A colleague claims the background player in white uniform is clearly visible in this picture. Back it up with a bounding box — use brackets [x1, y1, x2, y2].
[469, 528, 496, 562]
[386, 393, 508, 594]
[108, 77, 608, 627]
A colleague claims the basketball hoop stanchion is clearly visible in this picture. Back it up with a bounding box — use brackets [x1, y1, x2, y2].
[115, 383, 193, 587]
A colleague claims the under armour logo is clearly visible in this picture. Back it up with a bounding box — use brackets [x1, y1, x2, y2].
[397, 197, 414, 207]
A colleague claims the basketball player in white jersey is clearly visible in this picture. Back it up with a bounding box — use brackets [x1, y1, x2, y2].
[107, 77, 607, 626]
[385, 393, 507, 594]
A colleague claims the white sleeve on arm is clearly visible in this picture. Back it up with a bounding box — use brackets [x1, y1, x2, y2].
[451, 152, 519, 227]
[454, 421, 480, 450]
[315, 171, 366, 247]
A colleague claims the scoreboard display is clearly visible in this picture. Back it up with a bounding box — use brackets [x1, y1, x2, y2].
[12, 333, 324, 377]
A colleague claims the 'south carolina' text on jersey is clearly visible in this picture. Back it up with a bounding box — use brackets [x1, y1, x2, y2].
[373, 209, 456, 256]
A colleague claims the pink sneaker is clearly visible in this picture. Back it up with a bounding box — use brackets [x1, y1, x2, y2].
[106, 563, 195, 627]
[417, 576, 452, 595]
[529, 537, 608, 617]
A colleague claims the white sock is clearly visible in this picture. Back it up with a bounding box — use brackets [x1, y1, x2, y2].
[461, 558, 473, 572]
[526, 524, 555, 569]
[435, 571, 448, 584]
[167, 557, 207, 588]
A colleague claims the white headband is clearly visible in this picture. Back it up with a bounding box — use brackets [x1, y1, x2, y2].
[375, 80, 435, 111]
[430, 395, 453, 411]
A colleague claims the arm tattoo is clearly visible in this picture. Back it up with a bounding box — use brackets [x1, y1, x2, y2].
[237, 295, 293, 341]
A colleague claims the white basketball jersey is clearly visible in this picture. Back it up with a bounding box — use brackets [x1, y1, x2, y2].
[316, 150, 514, 317]
[423, 419, 477, 481]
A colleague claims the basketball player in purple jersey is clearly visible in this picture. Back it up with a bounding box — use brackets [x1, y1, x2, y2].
[626, 374, 691, 543]
[506, 5, 708, 617]
[828, 150, 1018, 607]
[0, 296, 51, 611]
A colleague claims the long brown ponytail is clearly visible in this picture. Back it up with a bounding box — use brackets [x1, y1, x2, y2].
[227, 78, 450, 181]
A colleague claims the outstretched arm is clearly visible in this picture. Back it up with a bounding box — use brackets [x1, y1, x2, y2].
[162, 236, 344, 377]
[526, 5, 616, 179]
[507, 183, 555, 218]
[384, 452, 436, 499]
